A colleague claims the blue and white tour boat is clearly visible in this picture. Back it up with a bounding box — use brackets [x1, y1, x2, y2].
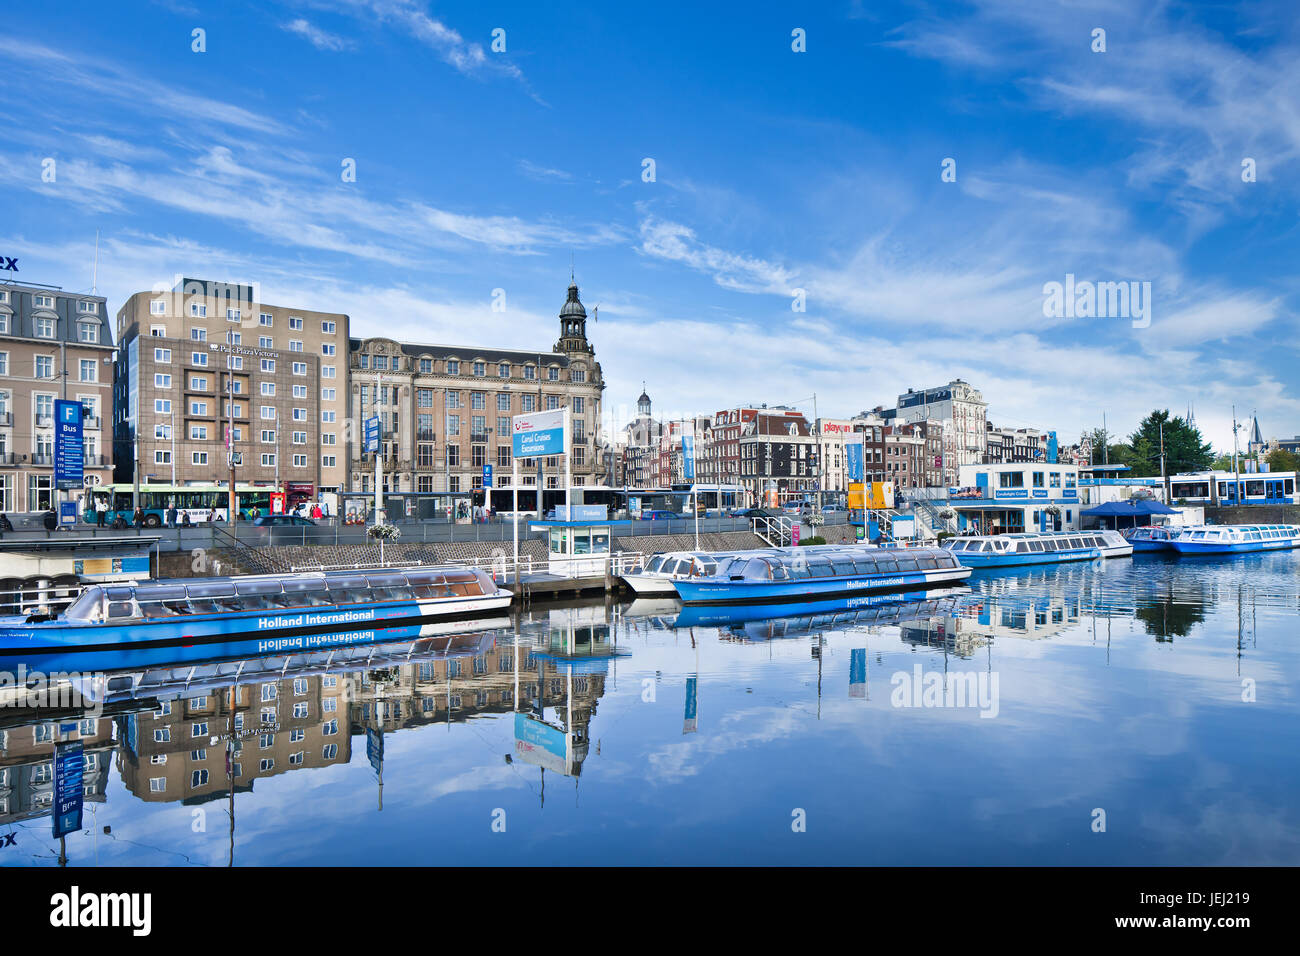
[669, 545, 970, 606]
[1167, 524, 1300, 555]
[0, 566, 513, 669]
[1122, 525, 1184, 552]
[942, 530, 1131, 567]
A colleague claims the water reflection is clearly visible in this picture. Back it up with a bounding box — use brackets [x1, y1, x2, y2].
[2, 552, 1298, 865]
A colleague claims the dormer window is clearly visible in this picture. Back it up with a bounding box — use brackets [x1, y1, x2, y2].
[473, 361, 485, 376]
[35, 316, 55, 337]
[33, 294, 53, 309]
[447, 359, 460, 375]
[78, 322, 98, 343]
[78, 300, 97, 314]
[498, 362, 510, 377]
[523, 365, 536, 380]
[547, 366, 559, 381]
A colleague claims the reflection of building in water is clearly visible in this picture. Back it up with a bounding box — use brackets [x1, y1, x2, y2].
[116, 674, 351, 804]
[904, 591, 1083, 651]
[0, 717, 113, 824]
[898, 616, 991, 658]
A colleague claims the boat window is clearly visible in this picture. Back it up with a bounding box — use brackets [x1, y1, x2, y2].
[788, 560, 813, 579]
[646, 556, 665, 573]
[404, 571, 447, 588]
[237, 580, 285, 596]
[874, 557, 899, 573]
[1028, 541, 1043, 552]
[107, 601, 136, 619]
[918, 557, 938, 570]
[324, 576, 367, 592]
[853, 558, 878, 575]
[832, 559, 857, 575]
[807, 560, 835, 578]
[187, 598, 222, 614]
[895, 556, 920, 571]
[770, 563, 792, 581]
[186, 581, 236, 598]
[63, 587, 104, 621]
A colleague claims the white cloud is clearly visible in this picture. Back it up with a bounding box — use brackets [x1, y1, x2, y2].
[283, 18, 352, 52]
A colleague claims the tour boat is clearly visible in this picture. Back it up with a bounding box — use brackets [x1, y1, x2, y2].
[942, 529, 1132, 567]
[622, 549, 770, 596]
[669, 545, 971, 606]
[1167, 524, 1300, 555]
[1123, 525, 1183, 552]
[0, 566, 513, 666]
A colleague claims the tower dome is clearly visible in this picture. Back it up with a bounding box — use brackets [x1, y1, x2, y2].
[560, 281, 587, 319]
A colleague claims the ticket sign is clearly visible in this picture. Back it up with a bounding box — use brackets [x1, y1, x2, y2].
[512, 409, 566, 459]
[54, 399, 84, 490]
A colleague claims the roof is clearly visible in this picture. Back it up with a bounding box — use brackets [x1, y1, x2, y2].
[1080, 500, 1178, 516]
[350, 337, 572, 367]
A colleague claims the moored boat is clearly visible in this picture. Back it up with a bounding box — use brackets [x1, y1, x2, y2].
[670, 545, 970, 606]
[942, 529, 1132, 567]
[1123, 525, 1183, 552]
[0, 566, 512, 664]
[1167, 524, 1300, 555]
[621, 549, 771, 596]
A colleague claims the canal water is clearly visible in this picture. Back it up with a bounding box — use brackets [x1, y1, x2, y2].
[3, 553, 1297, 866]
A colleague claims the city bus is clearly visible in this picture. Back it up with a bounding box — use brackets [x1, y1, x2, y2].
[81, 483, 276, 526]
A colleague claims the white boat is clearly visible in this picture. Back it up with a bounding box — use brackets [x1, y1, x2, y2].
[1168, 524, 1300, 555]
[943, 530, 1132, 567]
[621, 550, 762, 596]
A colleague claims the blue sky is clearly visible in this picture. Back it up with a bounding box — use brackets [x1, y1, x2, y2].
[3, 0, 1298, 451]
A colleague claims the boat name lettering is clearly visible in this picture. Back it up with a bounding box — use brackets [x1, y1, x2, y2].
[256, 609, 378, 630]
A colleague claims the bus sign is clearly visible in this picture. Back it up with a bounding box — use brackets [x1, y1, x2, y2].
[364, 416, 381, 454]
[54, 400, 84, 490]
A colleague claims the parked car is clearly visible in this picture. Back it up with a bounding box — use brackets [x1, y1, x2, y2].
[252, 515, 318, 527]
[822, 504, 846, 513]
[733, 507, 785, 520]
[639, 510, 679, 520]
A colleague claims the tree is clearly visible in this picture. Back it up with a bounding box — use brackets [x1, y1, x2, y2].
[1210, 454, 1235, 472]
[1267, 448, 1300, 473]
[1125, 410, 1213, 477]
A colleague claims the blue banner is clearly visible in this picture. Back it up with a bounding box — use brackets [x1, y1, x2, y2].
[482, 464, 493, 488]
[54, 399, 84, 490]
[53, 740, 84, 838]
[846, 442, 864, 482]
[683, 676, 698, 734]
[849, 648, 867, 698]
[682, 435, 695, 481]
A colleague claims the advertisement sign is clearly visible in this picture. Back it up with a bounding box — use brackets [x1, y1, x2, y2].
[364, 416, 381, 454]
[59, 501, 78, 526]
[682, 434, 696, 482]
[846, 443, 864, 482]
[53, 399, 84, 490]
[482, 464, 493, 488]
[53, 740, 85, 838]
[791, 523, 801, 546]
[512, 409, 566, 459]
[628, 496, 642, 516]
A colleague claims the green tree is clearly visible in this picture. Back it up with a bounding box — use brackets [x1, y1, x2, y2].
[1267, 448, 1300, 473]
[1126, 410, 1213, 476]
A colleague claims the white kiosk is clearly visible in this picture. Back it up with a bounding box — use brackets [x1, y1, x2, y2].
[529, 505, 612, 577]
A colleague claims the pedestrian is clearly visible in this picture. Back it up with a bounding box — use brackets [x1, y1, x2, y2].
[133, 506, 145, 529]
[311, 503, 321, 520]
[96, 497, 107, 528]
[167, 504, 178, 528]
[181, 511, 191, 528]
[0, 513, 11, 533]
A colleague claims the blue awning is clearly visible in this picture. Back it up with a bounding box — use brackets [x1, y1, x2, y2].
[1081, 499, 1178, 516]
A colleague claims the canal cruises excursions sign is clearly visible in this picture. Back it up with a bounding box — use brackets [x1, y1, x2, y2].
[512, 408, 566, 459]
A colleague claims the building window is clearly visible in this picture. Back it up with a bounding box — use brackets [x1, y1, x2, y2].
[260, 359, 275, 373]
[79, 359, 96, 382]
[261, 453, 276, 467]
[78, 322, 99, 343]
[523, 365, 536, 380]
[473, 361, 485, 376]
[418, 358, 432, 373]
[150, 299, 167, 315]
[261, 406, 275, 420]
[322, 343, 336, 356]
[191, 351, 209, 366]
[292, 362, 307, 375]
[191, 328, 207, 342]
[259, 312, 273, 326]
[292, 454, 307, 468]
[154, 373, 171, 388]
[322, 365, 335, 378]
[259, 336, 274, 348]
[35, 316, 55, 337]
[288, 316, 303, 330]
[322, 320, 335, 334]
[190, 302, 207, 317]
[322, 455, 337, 468]
[548, 367, 559, 381]
[446, 391, 461, 409]
[288, 339, 302, 351]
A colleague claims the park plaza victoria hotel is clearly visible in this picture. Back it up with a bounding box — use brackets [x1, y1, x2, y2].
[0, 280, 114, 512]
[113, 279, 349, 495]
[346, 280, 606, 497]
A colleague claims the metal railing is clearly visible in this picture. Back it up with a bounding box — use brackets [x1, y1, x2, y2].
[752, 514, 794, 547]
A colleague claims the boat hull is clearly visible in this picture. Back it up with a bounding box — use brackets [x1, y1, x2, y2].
[620, 574, 681, 596]
[0, 592, 513, 669]
[956, 548, 1100, 568]
[671, 567, 970, 606]
[1168, 540, 1297, 555]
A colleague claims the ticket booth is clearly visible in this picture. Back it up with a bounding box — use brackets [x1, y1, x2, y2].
[529, 518, 613, 577]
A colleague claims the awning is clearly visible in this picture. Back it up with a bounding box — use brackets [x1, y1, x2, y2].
[1080, 499, 1178, 517]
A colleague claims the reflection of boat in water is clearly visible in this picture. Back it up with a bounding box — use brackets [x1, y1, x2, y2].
[671, 546, 970, 605]
[623, 597, 685, 619]
[0, 567, 512, 672]
[672, 587, 970, 634]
